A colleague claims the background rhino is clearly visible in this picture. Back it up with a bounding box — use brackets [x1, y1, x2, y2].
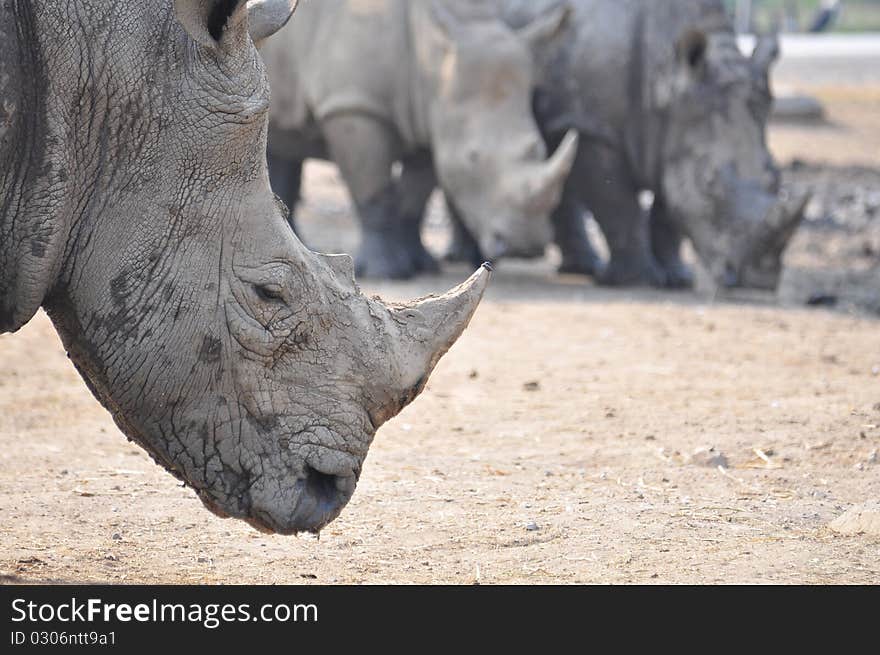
[478, 0, 808, 289]
[262, 0, 579, 279]
[0, 0, 490, 535]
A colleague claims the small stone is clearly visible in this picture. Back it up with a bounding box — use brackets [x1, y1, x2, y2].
[688, 446, 728, 468]
[523, 381, 541, 392]
[525, 521, 540, 532]
[828, 501, 880, 537]
[807, 294, 838, 308]
[111, 533, 122, 541]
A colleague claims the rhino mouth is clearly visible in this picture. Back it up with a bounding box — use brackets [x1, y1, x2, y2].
[736, 255, 783, 291]
[713, 188, 810, 292]
[247, 466, 358, 536]
[196, 462, 359, 536]
[483, 236, 546, 262]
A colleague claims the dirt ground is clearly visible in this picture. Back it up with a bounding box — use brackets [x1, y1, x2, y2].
[1, 85, 878, 585]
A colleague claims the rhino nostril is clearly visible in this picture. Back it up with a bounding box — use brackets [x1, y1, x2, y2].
[304, 465, 342, 505]
[488, 233, 509, 261]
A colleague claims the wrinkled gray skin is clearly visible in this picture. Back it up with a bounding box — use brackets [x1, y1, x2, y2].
[480, 0, 808, 289]
[0, 0, 490, 535]
[262, 0, 579, 279]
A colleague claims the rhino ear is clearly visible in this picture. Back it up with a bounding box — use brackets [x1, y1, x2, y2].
[751, 33, 780, 76]
[248, 0, 299, 47]
[675, 28, 709, 77]
[516, 2, 572, 50]
[173, 0, 251, 50]
[430, 0, 464, 40]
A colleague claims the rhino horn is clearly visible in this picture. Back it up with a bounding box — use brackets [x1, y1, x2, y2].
[751, 33, 780, 75]
[430, 0, 464, 39]
[516, 2, 572, 49]
[368, 265, 492, 426]
[525, 129, 579, 213]
[248, 0, 299, 46]
[767, 187, 810, 247]
[748, 186, 809, 257]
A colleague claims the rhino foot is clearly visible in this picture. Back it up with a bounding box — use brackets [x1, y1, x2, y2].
[356, 239, 418, 280]
[599, 255, 666, 288]
[413, 247, 440, 275]
[443, 237, 484, 268]
[558, 251, 604, 277]
[658, 262, 694, 289]
[405, 235, 441, 275]
[356, 231, 439, 280]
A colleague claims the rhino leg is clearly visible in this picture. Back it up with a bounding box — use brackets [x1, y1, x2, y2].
[321, 114, 416, 279]
[581, 150, 664, 287]
[398, 153, 440, 275]
[443, 199, 485, 267]
[267, 151, 303, 234]
[552, 184, 604, 277]
[650, 197, 694, 289]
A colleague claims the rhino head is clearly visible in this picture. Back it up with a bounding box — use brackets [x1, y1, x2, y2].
[425, 1, 579, 261]
[0, 0, 489, 535]
[658, 30, 808, 291]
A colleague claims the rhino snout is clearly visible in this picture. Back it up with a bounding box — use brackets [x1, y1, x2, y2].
[735, 188, 810, 291]
[246, 461, 361, 536]
[484, 233, 510, 262]
[480, 226, 549, 262]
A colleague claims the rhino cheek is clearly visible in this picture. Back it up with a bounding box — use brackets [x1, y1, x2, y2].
[188, 376, 372, 535]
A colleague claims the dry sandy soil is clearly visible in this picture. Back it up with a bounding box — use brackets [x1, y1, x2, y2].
[1, 86, 878, 585]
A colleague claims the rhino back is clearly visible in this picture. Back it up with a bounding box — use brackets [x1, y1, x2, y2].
[503, 0, 638, 139]
[265, 0, 415, 151]
[510, 0, 731, 137]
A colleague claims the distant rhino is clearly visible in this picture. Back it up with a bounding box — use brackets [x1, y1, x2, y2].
[450, 0, 808, 290]
[262, 0, 579, 279]
[0, 0, 490, 535]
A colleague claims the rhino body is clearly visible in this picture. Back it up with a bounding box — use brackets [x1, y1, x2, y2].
[0, 0, 490, 535]
[461, 0, 806, 289]
[262, 0, 579, 279]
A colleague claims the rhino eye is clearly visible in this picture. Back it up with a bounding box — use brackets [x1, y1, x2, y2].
[253, 283, 285, 303]
[208, 0, 242, 42]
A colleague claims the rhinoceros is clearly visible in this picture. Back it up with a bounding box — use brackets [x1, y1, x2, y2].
[0, 0, 490, 535]
[448, 0, 807, 289]
[261, 0, 580, 279]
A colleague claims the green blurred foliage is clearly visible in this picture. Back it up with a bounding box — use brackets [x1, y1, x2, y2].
[723, 0, 880, 32]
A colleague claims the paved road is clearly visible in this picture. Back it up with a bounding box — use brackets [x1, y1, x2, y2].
[739, 33, 880, 84]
